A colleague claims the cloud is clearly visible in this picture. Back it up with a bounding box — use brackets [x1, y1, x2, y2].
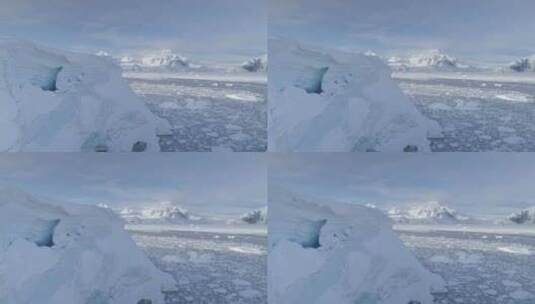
[0, 153, 266, 215]
[270, 153, 535, 218]
[270, 0, 535, 60]
[0, 0, 266, 60]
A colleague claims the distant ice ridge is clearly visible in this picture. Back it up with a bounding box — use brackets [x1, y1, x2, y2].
[0, 38, 170, 152]
[119, 202, 201, 224]
[241, 55, 267, 72]
[507, 207, 535, 224]
[0, 187, 175, 304]
[509, 56, 535, 72]
[268, 38, 442, 152]
[268, 186, 445, 304]
[387, 201, 472, 224]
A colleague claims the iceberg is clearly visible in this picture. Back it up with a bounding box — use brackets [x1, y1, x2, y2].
[268, 38, 441, 152]
[0, 187, 175, 304]
[0, 38, 170, 152]
[268, 186, 445, 304]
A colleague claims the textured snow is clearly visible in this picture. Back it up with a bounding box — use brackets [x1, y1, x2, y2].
[268, 187, 444, 304]
[0, 38, 170, 152]
[268, 38, 441, 152]
[0, 187, 175, 304]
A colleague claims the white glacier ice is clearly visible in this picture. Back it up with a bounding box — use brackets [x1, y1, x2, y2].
[0, 187, 175, 304]
[268, 186, 445, 304]
[268, 38, 442, 152]
[0, 38, 170, 152]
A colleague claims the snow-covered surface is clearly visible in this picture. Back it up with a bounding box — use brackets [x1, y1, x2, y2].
[0, 187, 175, 304]
[268, 187, 444, 304]
[388, 202, 471, 224]
[0, 38, 170, 152]
[268, 38, 441, 152]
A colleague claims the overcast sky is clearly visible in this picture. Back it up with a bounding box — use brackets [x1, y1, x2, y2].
[270, 0, 535, 63]
[270, 153, 535, 219]
[0, 0, 266, 61]
[0, 153, 266, 217]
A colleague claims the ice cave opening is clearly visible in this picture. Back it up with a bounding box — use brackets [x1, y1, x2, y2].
[294, 66, 329, 94]
[35, 66, 63, 92]
[32, 218, 60, 247]
[291, 218, 327, 249]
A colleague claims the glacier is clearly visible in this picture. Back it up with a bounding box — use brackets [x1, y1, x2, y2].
[0, 38, 170, 152]
[0, 187, 175, 304]
[268, 187, 445, 304]
[268, 38, 442, 152]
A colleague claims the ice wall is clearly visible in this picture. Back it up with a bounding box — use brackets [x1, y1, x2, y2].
[268, 186, 445, 304]
[268, 38, 442, 152]
[0, 38, 170, 152]
[0, 187, 175, 304]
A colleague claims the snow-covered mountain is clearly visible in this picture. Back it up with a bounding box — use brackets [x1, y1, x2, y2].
[241, 55, 267, 72]
[269, 38, 442, 152]
[268, 186, 445, 304]
[141, 50, 190, 69]
[0, 187, 175, 303]
[239, 207, 267, 224]
[388, 50, 468, 72]
[507, 207, 535, 224]
[509, 56, 535, 72]
[119, 49, 200, 72]
[388, 202, 471, 224]
[119, 202, 201, 224]
[0, 38, 170, 152]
